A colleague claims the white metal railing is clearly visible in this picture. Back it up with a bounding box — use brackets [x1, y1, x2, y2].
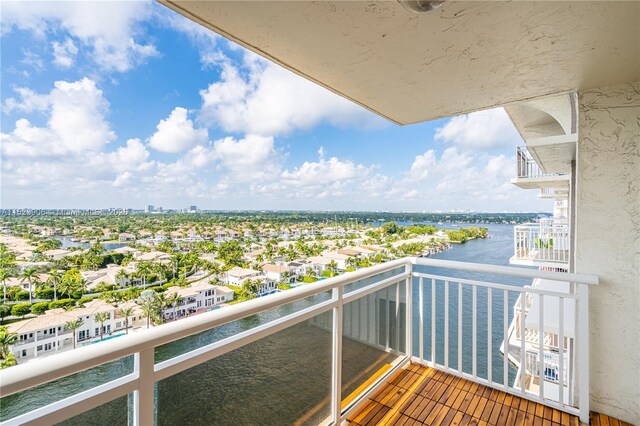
[539, 188, 569, 199]
[0, 258, 598, 425]
[513, 222, 570, 264]
[516, 146, 569, 179]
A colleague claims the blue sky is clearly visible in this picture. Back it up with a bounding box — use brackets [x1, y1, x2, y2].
[0, 1, 548, 212]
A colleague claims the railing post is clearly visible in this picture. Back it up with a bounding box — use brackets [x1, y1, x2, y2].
[133, 349, 155, 426]
[577, 283, 590, 424]
[332, 286, 344, 424]
[405, 261, 413, 358]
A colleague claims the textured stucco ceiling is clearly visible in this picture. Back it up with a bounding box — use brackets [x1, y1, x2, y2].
[160, 1, 640, 125]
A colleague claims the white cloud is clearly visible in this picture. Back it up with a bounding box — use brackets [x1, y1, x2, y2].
[1, 78, 116, 157]
[211, 135, 282, 182]
[281, 150, 371, 187]
[52, 38, 79, 68]
[199, 53, 386, 136]
[407, 150, 436, 181]
[148, 107, 208, 153]
[434, 108, 522, 150]
[2, 87, 49, 114]
[1, 1, 157, 72]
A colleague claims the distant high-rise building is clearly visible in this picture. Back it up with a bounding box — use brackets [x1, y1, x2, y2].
[188, 205, 197, 213]
[145, 205, 154, 213]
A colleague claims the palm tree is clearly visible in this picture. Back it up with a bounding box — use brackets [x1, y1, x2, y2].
[0, 327, 18, 359]
[136, 262, 152, 290]
[0, 269, 10, 303]
[78, 278, 90, 298]
[94, 312, 110, 340]
[327, 260, 338, 275]
[137, 290, 159, 329]
[47, 269, 62, 301]
[20, 268, 38, 304]
[64, 318, 84, 349]
[115, 269, 129, 288]
[117, 306, 135, 335]
[167, 292, 183, 321]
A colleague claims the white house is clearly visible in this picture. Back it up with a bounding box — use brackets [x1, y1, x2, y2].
[163, 282, 234, 321]
[224, 267, 261, 286]
[41, 249, 73, 261]
[8, 299, 118, 361]
[261, 264, 293, 283]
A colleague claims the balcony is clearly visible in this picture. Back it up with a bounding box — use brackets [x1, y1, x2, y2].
[538, 188, 569, 200]
[511, 221, 570, 268]
[511, 147, 570, 190]
[0, 258, 597, 425]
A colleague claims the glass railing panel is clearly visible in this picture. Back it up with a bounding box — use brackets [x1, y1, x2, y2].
[0, 356, 133, 422]
[341, 281, 405, 410]
[155, 291, 332, 362]
[57, 394, 132, 426]
[156, 311, 333, 426]
[342, 266, 407, 295]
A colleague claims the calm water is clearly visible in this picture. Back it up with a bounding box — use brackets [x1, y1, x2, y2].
[53, 236, 127, 251]
[2, 224, 528, 424]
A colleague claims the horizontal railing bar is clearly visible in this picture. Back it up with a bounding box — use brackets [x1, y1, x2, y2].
[0, 258, 410, 396]
[342, 272, 410, 305]
[413, 273, 578, 299]
[412, 258, 598, 285]
[154, 298, 337, 381]
[1, 374, 138, 426]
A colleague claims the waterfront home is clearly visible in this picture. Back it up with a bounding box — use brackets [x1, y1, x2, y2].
[163, 282, 234, 321]
[7, 299, 117, 361]
[322, 251, 350, 270]
[118, 233, 135, 242]
[41, 249, 74, 261]
[133, 250, 172, 264]
[262, 264, 293, 283]
[81, 265, 139, 290]
[305, 255, 332, 275]
[111, 246, 139, 256]
[224, 267, 261, 286]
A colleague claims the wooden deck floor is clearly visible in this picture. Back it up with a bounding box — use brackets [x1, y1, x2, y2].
[346, 363, 633, 426]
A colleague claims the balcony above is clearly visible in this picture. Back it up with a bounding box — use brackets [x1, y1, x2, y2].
[539, 188, 569, 200]
[511, 146, 570, 190]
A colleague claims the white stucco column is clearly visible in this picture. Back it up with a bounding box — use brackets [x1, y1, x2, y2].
[576, 81, 639, 424]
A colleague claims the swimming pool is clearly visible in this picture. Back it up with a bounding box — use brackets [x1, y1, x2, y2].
[88, 333, 125, 344]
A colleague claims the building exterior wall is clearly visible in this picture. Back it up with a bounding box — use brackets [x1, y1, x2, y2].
[576, 81, 639, 424]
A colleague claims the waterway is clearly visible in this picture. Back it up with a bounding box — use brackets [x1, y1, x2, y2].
[1, 224, 529, 425]
[53, 236, 127, 251]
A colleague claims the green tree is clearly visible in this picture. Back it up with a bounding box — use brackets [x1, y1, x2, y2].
[167, 292, 183, 321]
[94, 312, 110, 341]
[46, 269, 62, 301]
[31, 302, 50, 315]
[20, 268, 38, 304]
[116, 306, 135, 335]
[64, 318, 84, 349]
[0, 326, 18, 369]
[0, 269, 10, 303]
[382, 221, 400, 235]
[137, 289, 160, 329]
[11, 303, 32, 318]
[136, 262, 152, 290]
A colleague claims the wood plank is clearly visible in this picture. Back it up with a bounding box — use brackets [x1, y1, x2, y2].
[465, 394, 481, 416]
[551, 407, 562, 423]
[480, 400, 495, 423]
[488, 402, 503, 424]
[452, 389, 469, 411]
[450, 411, 465, 426]
[424, 402, 446, 425]
[415, 400, 438, 423]
[342, 363, 392, 408]
[473, 397, 488, 419]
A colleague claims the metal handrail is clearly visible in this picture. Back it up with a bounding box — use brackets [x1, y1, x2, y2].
[0, 258, 598, 425]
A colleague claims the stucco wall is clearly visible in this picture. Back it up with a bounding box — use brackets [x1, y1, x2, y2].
[576, 81, 639, 424]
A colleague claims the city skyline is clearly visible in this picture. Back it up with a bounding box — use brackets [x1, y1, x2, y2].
[1, 1, 547, 212]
